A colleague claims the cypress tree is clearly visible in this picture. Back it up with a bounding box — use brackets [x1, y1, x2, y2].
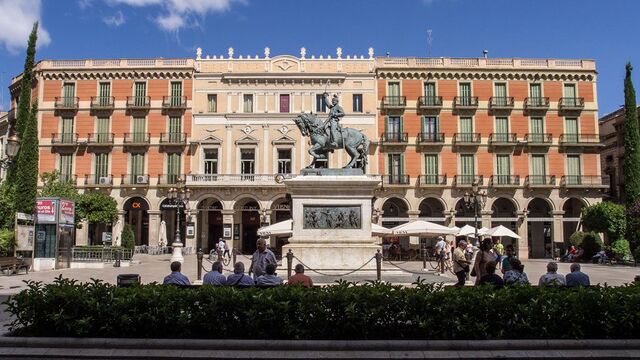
[14, 103, 39, 214]
[624, 62, 640, 252]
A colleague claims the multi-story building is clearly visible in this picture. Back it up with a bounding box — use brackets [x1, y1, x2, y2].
[189, 47, 378, 254]
[9, 58, 194, 247]
[374, 57, 606, 258]
[599, 106, 639, 203]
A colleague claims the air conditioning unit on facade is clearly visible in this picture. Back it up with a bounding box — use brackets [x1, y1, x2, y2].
[98, 176, 110, 184]
[136, 175, 149, 184]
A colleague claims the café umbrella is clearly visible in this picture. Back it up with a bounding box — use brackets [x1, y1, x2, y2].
[485, 225, 521, 239]
[257, 219, 392, 237]
[391, 220, 458, 236]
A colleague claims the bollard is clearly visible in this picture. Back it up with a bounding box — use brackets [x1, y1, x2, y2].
[114, 249, 122, 268]
[232, 248, 237, 266]
[375, 249, 382, 281]
[197, 248, 203, 280]
[286, 249, 294, 279]
[421, 243, 427, 270]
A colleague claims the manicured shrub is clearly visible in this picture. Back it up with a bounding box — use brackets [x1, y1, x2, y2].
[0, 229, 16, 256]
[569, 231, 602, 259]
[4, 277, 640, 340]
[121, 224, 135, 249]
[611, 239, 632, 262]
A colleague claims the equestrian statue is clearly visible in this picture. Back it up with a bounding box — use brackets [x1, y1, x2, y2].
[293, 92, 370, 170]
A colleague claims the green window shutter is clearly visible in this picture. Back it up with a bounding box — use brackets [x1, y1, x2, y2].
[530, 84, 541, 99]
[61, 117, 74, 143]
[167, 153, 181, 183]
[495, 117, 508, 142]
[134, 82, 146, 106]
[133, 117, 146, 142]
[168, 116, 182, 142]
[59, 154, 73, 183]
[566, 155, 581, 184]
[384, 116, 389, 134]
[399, 153, 405, 176]
[496, 155, 510, 184]
[94, 153, 109, 181]
[399, 116, 404, 135]
[171, 82, 182, 106]
[131, 153, 144, 176]
[531, 155, 546, 185]
[96, 117, 109, 142]
[565, 118, 579, 142]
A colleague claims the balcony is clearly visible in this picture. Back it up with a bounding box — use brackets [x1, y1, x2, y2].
[54, 97, 79, 112]
[162, 96, 187, 110]
[524, 97, 550, 111]
[186, 174, 283, 187]
[524, 133, 553, 146]
[84, 174, 113, 187]
[86, 133, 115, 146]
[157, 174, 185, 187]
[416, 132, 445, 145]
[418, 174, 447, 187]
[381, 96, 406, 109]
[561, 175, 610, 189]
[489, 97, 514, 110]
[59, 174, 77, 185]
[559, 134, 601, 147]
[123, 132, 151, 146]
[382, 174, 411, 186]
[417, 96, 443, 110]
[489, 175, 520, 187]
[160, 132, 187, 146]
[454, 175, 483, 187]
[525, 175, 556, 188]
[381, 132, 409, 144]
[453, 96, 479, 109]
[126, 96, 151, 111]
[51, 133, 79, 147]
[90, 96, 115, 111]
[559, 97, 585, 111]
[489, 133, 517, 145]
[453, 133, 481, 145]
[121, 174, 150, 187]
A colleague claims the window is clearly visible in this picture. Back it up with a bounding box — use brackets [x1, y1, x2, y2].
[279, 94, 290, 113]
[424, 154, 439, 184]
[94, 153, 109, 182]
[564, 84, 577, 106]
[460, 154, 475, 184]
[130, 153, 145, 183]
[386, 116, 402, 141]
[61, 117, 74, 143]
[387, 82, 400, 97]
[168, 116, 182, 142]
[203, 149, 218, 175]
[95, 117, 110, 143]
[134, 82, 146, 106]
[59, 154, 73, 183]
[530, 83, 543, 106]
[315, 94, 327, 113]
[277, 149, 292, 174]
[170, 82, 182, 106]
[388, 154, 404, 183]
[459, 83, 472, 105]
[132, 117, 146, 142]
[424, 82, 436, 101]
[459, 117, 473, 142]
[530, 154, 546, 185]
[494, 83, 507, 106]
[240, 149, 255, 180]
[494, 117, 509, 142]
[63, 83, 75, 107]
[496, 154, 511, 184]
[422, 116, 440, 141]
[167, 153, 181, 184]
[243, 94, 253, 113]
[207, 94, 217, 112]
[566, 155, 581, 185]
[565, 117, 579, 142]
[98, 82, 111, 106]
[352, 94, 363, 112]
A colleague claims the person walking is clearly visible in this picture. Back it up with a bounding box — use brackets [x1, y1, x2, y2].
[203, 261, 226, 286]
[472, 238, 495, 285]
[287, 264, 314, 287]
[452, 240, 471, 286]
[538, 261, 566, 287]
[565, 263, 590, 287]
[163, 261, 191, 285]
[226, 262, 255, 286]
[249, 238, 277, 280]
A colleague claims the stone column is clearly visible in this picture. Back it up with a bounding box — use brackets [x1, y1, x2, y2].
[148, 210, 161, 246]
[516, 210, 528, 260]
[221, 209, 235, 250]
[76, 219, 89, 246]
[446, 209, 456, 227]
[225, 124, 233, 174]
[552, 210, 565, 259]
[480, 209, 493, 229]
[407, 210, 421, 246]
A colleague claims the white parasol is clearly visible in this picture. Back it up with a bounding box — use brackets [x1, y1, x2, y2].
[485, 225, 521, 239]
[371, 223, 392, 236]
[112, 219, 123, 247]
[257, 219, 293, 237]
[158, 220, 168, 247]
[391, 220, 459, 236]
[457, 224, 486, 237]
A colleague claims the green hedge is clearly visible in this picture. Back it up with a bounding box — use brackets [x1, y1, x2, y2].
[4, 277, 640, 339]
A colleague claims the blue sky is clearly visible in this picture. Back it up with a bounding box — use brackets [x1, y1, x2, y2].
[1, 0, 639, 115]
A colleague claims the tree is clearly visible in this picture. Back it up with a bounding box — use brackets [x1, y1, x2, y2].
[121, 224, 135, 249]
[581, 201, 626, 242]
[13, 103, 39, 215]
[625, 63, 640, 252]
[76, 192, 118, 226]
[39, 171, 80, 201]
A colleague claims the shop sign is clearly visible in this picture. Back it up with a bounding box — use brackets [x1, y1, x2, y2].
[36, 199, 57, 224]
[160, 201, 185, 210]
[274, 204, 290, 210]
[59, 200, 75, 225]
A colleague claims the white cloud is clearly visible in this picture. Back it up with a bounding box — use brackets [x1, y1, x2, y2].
[108, 0, 240, 32]
[0, 0, 51, 53]
[78, 0, 93, 9]
[103, 10, 126, 26]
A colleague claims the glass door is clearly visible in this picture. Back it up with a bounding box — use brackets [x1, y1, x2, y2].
[424, 154, 438, 184]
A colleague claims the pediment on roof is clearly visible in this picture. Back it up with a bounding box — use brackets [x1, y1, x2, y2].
[272, 135, 296, 145]
[235, 135, 259, 145]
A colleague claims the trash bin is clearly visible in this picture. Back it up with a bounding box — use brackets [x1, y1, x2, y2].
[117, 274, 140, 287]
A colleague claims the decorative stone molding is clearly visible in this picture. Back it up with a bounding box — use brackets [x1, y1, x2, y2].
[377, 71, 594, 81]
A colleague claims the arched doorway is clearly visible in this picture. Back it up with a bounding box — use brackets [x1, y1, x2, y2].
[123, 197, 149, 246]
[381, 197, 409, 256]
[491, 197, 518, 248]
[271, 197, 291, 255]
[563, 198, 585, 244]
[527, 198, 553, 258]
[196, 198, 223, 253]
[454, 198, 478, 228]
[418, 197, 445, 223]
[159, 198, 187, 247]
[235, 199, 261, 254]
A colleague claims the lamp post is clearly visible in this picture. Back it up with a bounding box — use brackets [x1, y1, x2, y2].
[168, 177, 191, 264]
[463, 180, 488, 244]
[0, 134, 20, 168]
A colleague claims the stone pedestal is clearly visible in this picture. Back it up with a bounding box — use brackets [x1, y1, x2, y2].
[282, 173, 381, 273]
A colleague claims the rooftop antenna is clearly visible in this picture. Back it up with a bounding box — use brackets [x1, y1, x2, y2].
[427, 29, 433, 57]
[483, 49, 489, 58]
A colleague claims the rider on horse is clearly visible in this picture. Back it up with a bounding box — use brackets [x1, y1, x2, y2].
[323, 92, 345, 148]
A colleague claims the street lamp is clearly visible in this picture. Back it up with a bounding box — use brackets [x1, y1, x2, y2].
[463, 180, 488, 243]
[0, 134, 20, 168]
[168, 177, 191, 263]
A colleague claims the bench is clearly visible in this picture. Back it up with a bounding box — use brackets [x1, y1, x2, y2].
[0, 257, 29, 275]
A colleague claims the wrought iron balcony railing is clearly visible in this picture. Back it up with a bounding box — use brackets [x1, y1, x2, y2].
[157, 173, 185, 186]
[84, 174, 113, 186]
[489, 133, 517, 144]
[381, 132, 409, 144]
[525, 175, 556, 187]
[162, 96, 187, 109]
[524, 97, 550, 110]
[126, 96, 151, 110]
[121, 174, 151, 186]
[185, 174, 283, 186]
[490, 175, 520, 187]
[418, 96, 443, 109]
[561, 175, 610, 188]
[51, 133, 79, 146]
[418, 174, 447, 186]
[382, 96, 407, 109]
[453, 133, 481, 144]
[417, 132, 445, 144]
[123, 132, 151, 145]
[454, 175, 483, 186]
[524, 133, 553, 144]
[86, 133, 115, 145]
[559, 134, 601, 145]
[489, 96, 514, 109]
[90, 96, 115, 110]
[160, 132, 187, 145]
[453, 96, 479, 108]
[54, 97, 79, 111]
[382, 174, 411, 185]
[559, 97, 585, 110]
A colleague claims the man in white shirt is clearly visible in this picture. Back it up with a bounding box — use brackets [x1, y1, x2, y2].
[538, 261, 566, 287]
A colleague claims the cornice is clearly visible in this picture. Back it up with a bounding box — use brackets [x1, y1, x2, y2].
[39, 70, 193, 81]
[377, 70, 595, 82]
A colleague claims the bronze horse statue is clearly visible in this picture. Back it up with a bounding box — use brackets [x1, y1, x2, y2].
[293, 113, 369, 170]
